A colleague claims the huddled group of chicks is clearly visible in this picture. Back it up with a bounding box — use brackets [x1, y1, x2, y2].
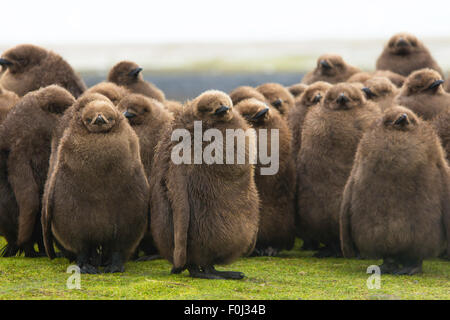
[0, 32, 448, 279]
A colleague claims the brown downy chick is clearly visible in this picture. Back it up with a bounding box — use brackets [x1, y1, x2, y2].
[150, 90, 259, 279]
[288, 83, 308, 98]
[0, 85, 75, 257]
[341, 106, 450, 274]
[301, 54, 361, 85]
[297, 83, 381, 258]
[396, 68, 450, 120]
[42, 94, 149, 273]
[256, 83, 295, 118]
[229, 86, 267, 106]
[361, 77, 398, 111]
[83, 82, 129, 106]
[108, 61, 165, 102]
[376, 33, 443, 77]
[287, 81, 332, 159]
[235, 98, 296, 256]
[348, 70, 405, 88]
[0, 44, 86, 98]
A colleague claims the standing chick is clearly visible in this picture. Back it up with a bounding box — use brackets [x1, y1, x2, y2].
[150, 90, 259, 279]
[235, 98, 296, 256]
[0, 85, 75, 257]
[42, 94, 149, 273]
[297, 83, 381, 257]
[341, 106, 450, 274]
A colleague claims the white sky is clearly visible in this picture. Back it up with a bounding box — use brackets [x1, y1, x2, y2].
[2, 0, 450, 44]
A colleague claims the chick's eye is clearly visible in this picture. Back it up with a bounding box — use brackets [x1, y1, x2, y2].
[86, 118, 92, 123]
[108, 117, 113, 121]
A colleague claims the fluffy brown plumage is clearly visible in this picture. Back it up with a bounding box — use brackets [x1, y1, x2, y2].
[296, 83, 381, 257]
[395, 68, 450, 120]
[348, 70, 405, 88]
[42, 94, 149, 273]
[83, 82, 129, 106]
[235, 98, 295, 256]
[340, 106, 450, 274]
[288, 83, 308, 98]
[0, 85, 19, 123]
[301, 54, 360, 85]
[0, 44, 86, 98]
[361, 77, 398, 111]
[108, 61, 165, 103]
[229, 86, 267, 105]
[376, 33, 443, 77]
[287, 81, 332, 159]
[256, 83, 295, 118]
[0, 85, 75, 257]
[433, 109, 450, 163]
[150, 90, 259, 279]
[118, 93, 173, 258]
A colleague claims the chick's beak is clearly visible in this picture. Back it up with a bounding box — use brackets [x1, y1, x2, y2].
[251, 107, 269, 121]
[428, 79, 444, 90]
[0, 58, 13, 66]
[128, 67, 143, 77]
[214, 105, 229, 115]
[93, 114, 107, 125]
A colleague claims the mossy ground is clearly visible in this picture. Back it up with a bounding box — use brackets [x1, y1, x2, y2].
[0, 238, 448, 300]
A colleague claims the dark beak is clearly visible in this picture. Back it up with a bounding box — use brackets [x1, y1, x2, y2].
[0, 58, 13, 67]
[312, 93, 322, 104]
[320, 60, 332, 69]
[428, 79, 444, 90]
[93, 114, 107, 125]
[128, 67, 143, 77]
[362, 87, 376, 99]
[272, 99, 282, 108]
[394, 113, 408, 126]
[397, 38, 408, 47]
[336, 93, 349, 105]
[214, 105, 229, 116]
[123, 111, 136, 118]
[251, 107, 269, 121]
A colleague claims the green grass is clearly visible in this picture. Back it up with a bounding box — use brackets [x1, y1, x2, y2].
[0, 238, 448, 300]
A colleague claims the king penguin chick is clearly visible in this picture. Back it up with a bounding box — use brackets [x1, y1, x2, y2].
[395, 68, 450, 120]
[150, 90, 259, 279]
[0, 44, 86, 98]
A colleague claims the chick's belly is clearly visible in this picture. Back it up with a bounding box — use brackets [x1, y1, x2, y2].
[51, 205, 118, 253]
